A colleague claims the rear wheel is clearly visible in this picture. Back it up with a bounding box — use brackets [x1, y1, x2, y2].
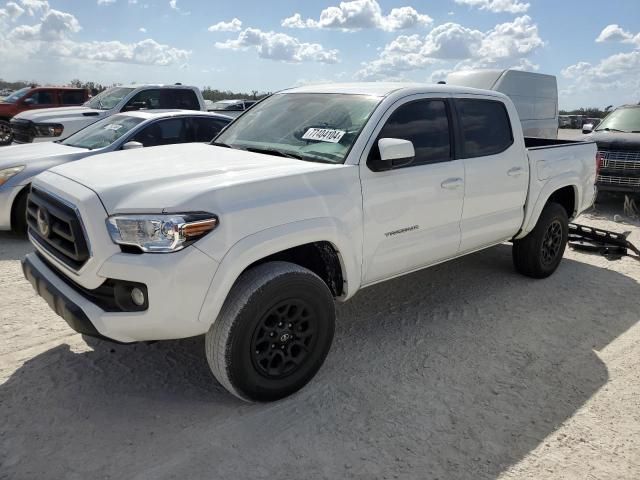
[205, 261, 335, 402]
[0, 120, 12, 146]
[513, 202, 568, 279]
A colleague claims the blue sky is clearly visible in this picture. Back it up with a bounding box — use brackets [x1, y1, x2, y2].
[1, 0, 639, 109]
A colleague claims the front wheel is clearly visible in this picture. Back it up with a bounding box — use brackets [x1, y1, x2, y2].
[512, 202, 568, 279]
[0, 120, 13, 146]
[205, 261, 335, 402]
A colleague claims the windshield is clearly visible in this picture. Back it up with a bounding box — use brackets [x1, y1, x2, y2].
[2, 87, 31, 104]
[214, 93, 381, 164]
[61, 115, 145, 149]
[596, 108, 640, 133]
[210, 101, 242, 110]
[84, 87, 135, 110]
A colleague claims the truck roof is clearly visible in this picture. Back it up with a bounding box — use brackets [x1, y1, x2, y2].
[282, 82, 505, 98]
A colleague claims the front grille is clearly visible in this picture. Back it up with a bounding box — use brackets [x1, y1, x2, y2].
[597, 174, 640, 187]
[26, 188, 90, 270]
[10, 119, 34, 143]
[599, 150, 640, 171]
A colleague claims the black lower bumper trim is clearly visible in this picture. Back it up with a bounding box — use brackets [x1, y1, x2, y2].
[21, 254, 121, 343]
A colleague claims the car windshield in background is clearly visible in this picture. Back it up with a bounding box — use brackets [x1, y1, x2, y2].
[210, 101, 243, 110]
[596, 108, 640, 133]
[214, 93, 381, 164]
[61, 115, 145, 149]
[84, 87, 135, 110]
[2, 87, 31, 103]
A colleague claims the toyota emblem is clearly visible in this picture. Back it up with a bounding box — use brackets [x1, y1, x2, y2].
[36, 208, 51, 238]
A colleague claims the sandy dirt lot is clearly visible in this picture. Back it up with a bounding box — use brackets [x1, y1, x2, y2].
[1, 196, 638, 479]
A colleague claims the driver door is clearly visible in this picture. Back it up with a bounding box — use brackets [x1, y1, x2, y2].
[359, 96, 465, 284]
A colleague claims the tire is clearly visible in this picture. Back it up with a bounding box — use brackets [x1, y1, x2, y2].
[206, 261, 335, 402]
[11, 188, 29, 235]
[0, 120, 12, 146]
[512, 202, 569, 279]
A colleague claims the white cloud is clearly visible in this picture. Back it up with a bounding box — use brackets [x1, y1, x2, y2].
[1, 5, 190, 68]
[357, 15, 543, 79]
[208, 18, 242, 32]
[10, 9, 81, 41]
[454, 0, 530, 13]
[18, 0, 49, 16]
[97, 0, 116, 5]
[215, 28, 339, 63]
[55, 38, 191, 66]
[281, 0, 432, 32]
[139, 27, 146, 32]
[3, 2, 25, 20]
[595, 24, 640, 47]
[168, 0, 189, 15]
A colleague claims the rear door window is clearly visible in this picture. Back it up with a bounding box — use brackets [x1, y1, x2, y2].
[190, 117, 230, 142]
[455, 99, 513, 158]
[159, 89, 200, 110]
[60, 90, 86, 105]
[131, 118, 188, 147]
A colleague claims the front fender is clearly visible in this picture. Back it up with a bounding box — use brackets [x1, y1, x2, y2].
[196, 217, 361, 327]
[516, 174, 580, 240]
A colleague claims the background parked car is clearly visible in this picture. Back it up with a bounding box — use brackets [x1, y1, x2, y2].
[582, 104, 640, 196]
[0, 110, 232, 233]
[207, 99, 256, 118]
[0, 86, 89, 146]
[10, 84, 206, 144]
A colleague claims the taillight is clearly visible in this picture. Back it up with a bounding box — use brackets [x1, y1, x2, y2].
[595, 151, 603, 176]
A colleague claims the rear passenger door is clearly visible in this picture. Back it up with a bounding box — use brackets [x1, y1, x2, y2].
[454, 97, 529, 253]
[59, 90, 86, 106]
[23, 90, 57, 109]
[360, 96, 465, 284]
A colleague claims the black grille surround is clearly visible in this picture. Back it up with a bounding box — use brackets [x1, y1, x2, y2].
[26, 188, 90, 270]
[10, 118, 35, 143]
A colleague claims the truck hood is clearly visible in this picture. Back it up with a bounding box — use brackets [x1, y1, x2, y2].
[585, 131, 640, 150]
[49, 143, 339, 213]
[13, 106, 105, 122]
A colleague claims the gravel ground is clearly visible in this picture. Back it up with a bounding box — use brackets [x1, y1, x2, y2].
[1, 196, 638, 480]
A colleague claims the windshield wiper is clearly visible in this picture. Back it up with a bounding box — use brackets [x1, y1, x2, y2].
[596, 127, 629, 133]
[210, 141, 233, 148]
[244, 147, 304, 160]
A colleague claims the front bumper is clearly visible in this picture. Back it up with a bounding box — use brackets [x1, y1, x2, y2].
[0, 183, 25, 230]
[22, 246, 219, 343]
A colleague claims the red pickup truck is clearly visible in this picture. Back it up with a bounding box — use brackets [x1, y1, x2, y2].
[0, 86, 89, 145]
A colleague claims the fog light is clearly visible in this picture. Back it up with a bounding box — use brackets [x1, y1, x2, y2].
[131, 287, 145, 307]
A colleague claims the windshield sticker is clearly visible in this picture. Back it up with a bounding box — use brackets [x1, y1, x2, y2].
[302, 128, 346, 143]
[104, 124, 123, 131]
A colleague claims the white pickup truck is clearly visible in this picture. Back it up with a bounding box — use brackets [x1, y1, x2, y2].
[22, 83, 598, 402]
[10, 84, 206, 144]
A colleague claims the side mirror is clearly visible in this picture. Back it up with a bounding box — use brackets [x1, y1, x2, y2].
[378, 138, 415, 169]
[582, 124, 593, 134]
[122, 141, 144, 150]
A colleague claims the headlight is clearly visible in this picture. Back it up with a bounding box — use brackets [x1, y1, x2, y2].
[0, 166, 25, 186]
[34, 123, 64, 137]
[106, 213, 218, 253]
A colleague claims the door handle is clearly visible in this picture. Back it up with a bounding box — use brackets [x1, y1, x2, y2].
[440, 177, 464, 190]
[507, 167, 525, 177]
